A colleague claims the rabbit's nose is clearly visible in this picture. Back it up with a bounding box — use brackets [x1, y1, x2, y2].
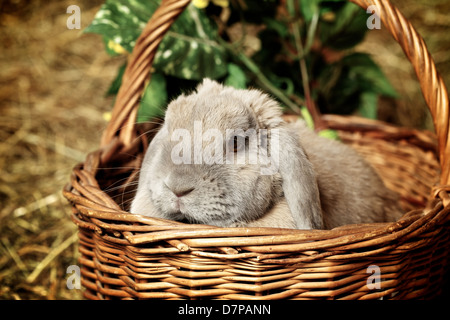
[163, 175, 195, 198]
[173, 187, 195, 198]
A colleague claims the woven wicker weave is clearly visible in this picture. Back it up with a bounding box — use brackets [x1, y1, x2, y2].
[63, 0, 450, 299]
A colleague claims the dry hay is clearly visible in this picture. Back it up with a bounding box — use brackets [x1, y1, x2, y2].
[0, 0, 449, 299]
[0, 0, 125, 299]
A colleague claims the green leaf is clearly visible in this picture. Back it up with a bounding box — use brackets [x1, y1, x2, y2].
[106, 63, 126, 96]
[224, 63, 247, 89]
[300, 107, 315, 129]
[340, 53, 397, 97]
[317, 53, 397, 116]
[318, 129, 339, 140]
[319, 2, 368, 50]
[300, 107, 339, 140]
[298, 0, 317, 22]
[262, 17, 289, 38]
[298, 0, 345, 22]
[265, 71, 296, 96]
[154, 4, 228, 80]
[84, 0, 151, 53]
[85, 0, 227, 80]
[298, 0, 322, 22]
[137, 73, 167, 123]
[358, 91, 378, 119]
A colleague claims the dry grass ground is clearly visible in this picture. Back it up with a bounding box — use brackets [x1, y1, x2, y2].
[0, 0, 126, 299]
[0, 0, 449, 299]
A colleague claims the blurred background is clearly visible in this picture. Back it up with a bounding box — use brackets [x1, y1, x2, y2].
[0, 0, 449, 299]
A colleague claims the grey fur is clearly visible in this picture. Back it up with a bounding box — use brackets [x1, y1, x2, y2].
[130, 79, 402, 230]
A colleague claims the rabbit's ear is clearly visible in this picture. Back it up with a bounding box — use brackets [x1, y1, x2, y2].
[196, 78, 223, 95]
[273, 125, 323, 229]
[241, 90, 323, 229]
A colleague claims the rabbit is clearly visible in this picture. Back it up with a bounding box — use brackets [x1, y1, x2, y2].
[130, 79, 402, 230]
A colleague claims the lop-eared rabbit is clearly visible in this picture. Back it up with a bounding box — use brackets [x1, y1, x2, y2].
[131, 79, 402, 229]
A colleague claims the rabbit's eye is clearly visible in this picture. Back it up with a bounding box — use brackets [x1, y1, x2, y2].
[229, 136, 246, 153]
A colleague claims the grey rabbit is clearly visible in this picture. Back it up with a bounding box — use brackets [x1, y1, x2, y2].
[130, 79, 402, 229]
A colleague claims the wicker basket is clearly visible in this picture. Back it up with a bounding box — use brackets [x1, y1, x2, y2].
[63, 0, 450, 299]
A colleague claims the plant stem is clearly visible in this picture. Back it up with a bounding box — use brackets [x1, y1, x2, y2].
[290, 0, 325, 130]
[304, 9, 319, 57]
[240, 52, 303, 114]
[219, 38, 302, 114]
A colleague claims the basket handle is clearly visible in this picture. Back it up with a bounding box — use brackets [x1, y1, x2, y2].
[100, 0, 450, 186]
[351, 0, 450, 187]
[100, 0, 192, 149]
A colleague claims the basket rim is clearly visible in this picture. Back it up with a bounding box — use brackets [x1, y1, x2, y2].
[64, 141, 447, 252]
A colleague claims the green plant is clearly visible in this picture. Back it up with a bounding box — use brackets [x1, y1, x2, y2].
[85, 0, 397, 129]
